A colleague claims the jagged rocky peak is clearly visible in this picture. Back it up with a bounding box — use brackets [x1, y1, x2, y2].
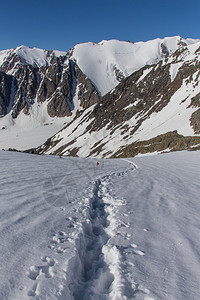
[0, 48, 101, 119]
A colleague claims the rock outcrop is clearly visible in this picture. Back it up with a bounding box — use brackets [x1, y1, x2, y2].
[0, 52, 100, 119]
[0, 72, 13, 117]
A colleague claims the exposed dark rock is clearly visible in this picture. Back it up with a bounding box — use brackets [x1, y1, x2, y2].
[177, 39, 187, 48]
[0, 72, 13, 116]
[0, 50, 101, 119]
[75, 64, 100, 109]
[47, 93, 72, 117]
[189, 92, 200, 108]
[190, 109, 200, 133]
[195, 46, 200, 54]
[35, 137, 63, 154]
[2, 41, 200, 158]
[88, 142, 107, 157]
[112, 131, 200, 158]
[161, 43, 169, 58]
[113, 65, 125, 81]
[0, 52, 21, 73]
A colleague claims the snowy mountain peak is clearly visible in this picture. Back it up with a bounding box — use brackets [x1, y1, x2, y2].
[0, 45, 67, 69]
[72, 36, 200, 96]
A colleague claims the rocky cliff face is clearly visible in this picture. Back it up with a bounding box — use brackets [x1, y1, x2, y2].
[0, 51, 100, 119]
[0, 72, 13, 117]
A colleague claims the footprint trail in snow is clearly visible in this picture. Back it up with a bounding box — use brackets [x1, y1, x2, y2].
[67, 161, 153, 299]
[27, 160, 154, 300]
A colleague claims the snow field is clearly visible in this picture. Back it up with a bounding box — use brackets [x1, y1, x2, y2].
[113, 151, 200, 300]
[0, 150, 200, 299]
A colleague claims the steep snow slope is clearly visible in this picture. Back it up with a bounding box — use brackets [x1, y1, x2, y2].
[72, 36, 200, 95]
[0, 150, 200, 299]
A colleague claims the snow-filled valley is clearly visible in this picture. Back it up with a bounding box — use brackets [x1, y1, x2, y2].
[0, 150, 200, 300]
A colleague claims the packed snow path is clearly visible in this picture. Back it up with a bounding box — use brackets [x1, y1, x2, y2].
[69, 165, 139, 300]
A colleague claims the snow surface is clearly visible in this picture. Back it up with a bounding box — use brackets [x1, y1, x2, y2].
[0, 150, 200, 299]
[0, 100, 72, 150]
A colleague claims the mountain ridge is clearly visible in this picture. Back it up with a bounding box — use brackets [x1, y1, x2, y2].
[36, 40, 200, 157]
[1, 36, 200, 156]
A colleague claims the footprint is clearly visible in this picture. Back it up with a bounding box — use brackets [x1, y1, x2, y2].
[133, 249, 145, 256]
[49, 231, 69, 254]
[50, 232, 68, 245]
[27, 256, 56, 297]
[28, 257, 55, 281]
[41, 256, 55, 267]
[28, 266, 40, 280]
[28, 283, 38, 297]
[58, 231, 67, 236]
[56, 247, 64, 254]
[131, 243, 138, 249]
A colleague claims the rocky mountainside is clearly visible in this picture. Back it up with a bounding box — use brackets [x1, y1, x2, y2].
[36, 41, 200, 157]
[0, 37, 198, 121]
[0, 37, 200, 156]
[0, 47, 100, 119]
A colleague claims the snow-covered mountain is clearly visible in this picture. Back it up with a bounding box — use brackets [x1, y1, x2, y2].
[72, 36, 200, 96]
[1, 36, 200, 155]
[0, 45, 66, 69]
[36, 40, 200, 157]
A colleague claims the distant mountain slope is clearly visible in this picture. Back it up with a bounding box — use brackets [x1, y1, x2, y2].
[0, 47, 100, 150]
[0, 36, 200, 154]
[36, 41, 200, 157]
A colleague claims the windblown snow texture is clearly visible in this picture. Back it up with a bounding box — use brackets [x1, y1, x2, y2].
[0, 150, 200, 299]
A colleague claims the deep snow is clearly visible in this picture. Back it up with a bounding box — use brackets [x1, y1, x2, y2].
[0, 150, 200, 299]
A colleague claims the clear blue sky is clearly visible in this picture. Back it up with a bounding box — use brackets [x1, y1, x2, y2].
[1, 0, 200, 51]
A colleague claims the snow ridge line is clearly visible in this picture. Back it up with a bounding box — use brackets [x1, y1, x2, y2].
[68, 162, 137, 300]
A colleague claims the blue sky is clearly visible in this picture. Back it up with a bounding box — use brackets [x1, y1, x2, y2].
[1, 0, 200, 51]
